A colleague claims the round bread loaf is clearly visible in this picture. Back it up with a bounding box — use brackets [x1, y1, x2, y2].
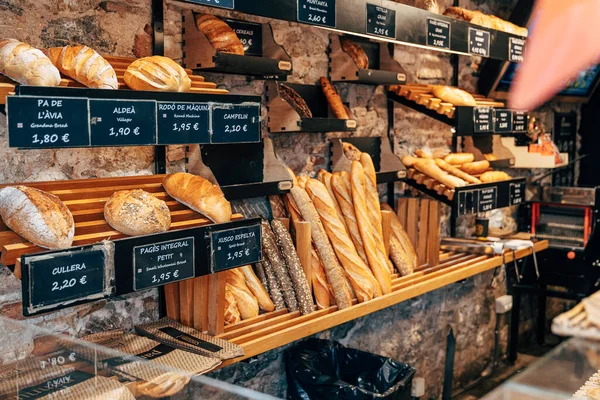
[432, 86, 477, 106]
[124, 56, 191, 92]
[0, 186, 74, 249]
[0, 39, 61, 86]
[104, 189, 171, 236]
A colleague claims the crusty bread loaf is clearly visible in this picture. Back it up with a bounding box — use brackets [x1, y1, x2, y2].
[124, 56, 191, 92]
[484, 154, 499, 161]
[318, 170, 346, 230]
[432, 86, 477, 106]
[224, 286, 241, 325]
[340, 37, 369, 69]
[480, 171, 511, 183]
[414, 149, 432, 159]
[279, 84, 313, 118]
[460, 160, 490, 175]
[401, 155, 419, 167]
[290, 186, 354, 309]
[320, 77, 349, 120]
[104, 189, 171, 236]
[390, 238, 414, 276]
[342, 142, 362, 161]
[311, 246, 333, 309]
[0, 39, 60, 86]
[444, 153, 475, 165]
[0, 186, 74, 249]
[435, 159, 481, 184]
[297, 175, 308, 189]
[240, 265, 274, 312]
[443, 7, 528, 37]
[305, 179, 382, 302]
[195, 14, 244, 55]
[260, 259, 286, 310]
[350, 162, 392, 294]
[162, 173, 231, 223]
[381, 203, 418, 271]
[45, 45, 118, 89]
[414, 159, 467, 189]
[226, 269, 259, 320]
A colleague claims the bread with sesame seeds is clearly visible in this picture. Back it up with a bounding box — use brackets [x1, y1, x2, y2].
[104, 189, 171, 236]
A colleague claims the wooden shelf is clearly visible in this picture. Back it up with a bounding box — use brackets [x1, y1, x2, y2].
[217, 240, 547, 366]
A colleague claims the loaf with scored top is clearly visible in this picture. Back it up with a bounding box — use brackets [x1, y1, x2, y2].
[278, 84, 313, 118]
[318, 170, 346, 231]
[0, 186, 74, 249]
[104, 189, 171, 236]
[124, 56, 191, 92]
[226, 268, 259, 320]
[162, 172, 231, 223]
[195, 14, 244, 55]
[45, 45, 118, 89]
[0, 39, 60, 86]
[340, 37, 369, 70]
[224, 286, 241, 325]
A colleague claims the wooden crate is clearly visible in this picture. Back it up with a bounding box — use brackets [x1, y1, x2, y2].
[396, 197, 441, 267]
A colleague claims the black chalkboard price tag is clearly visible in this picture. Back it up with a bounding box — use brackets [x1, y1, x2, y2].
[468, 28, 491, 57]
[185, 0, 234, 9]
[478, 187, 498, 212]
[211, 103, 261, 143]
[22, 244, 114, 316]
[7, 96, 90, 149]
[297, 0, 336, 28]
[427, 18, 450, 49]
[509, 182, 526, 206]
[512, 111, 527, 133]
[133, 237, 195, 291]
[458, 190, 479, 215]
[494, 109, 513, 133]
[211, 224, 262, 273]
[89, 99, 157, 146]
[366, 4, 396, 39]
[509, 37, 525, 63]
[157, 102, 210, 145]
[473, 107, 493, 133]
[225, 19, 263, 57]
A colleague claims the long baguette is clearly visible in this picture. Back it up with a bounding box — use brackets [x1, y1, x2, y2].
[253, 263, 271, 297]
[331, 172, 368, 265]
[269, 195, 288, 219]
[260, 259, 286, 310]
[226, 269, 259, 320]
[311, 246, 333, 309]
[381, 203, 418, 270]
[290, 186, 354, 309]
[271, 219, 315, 315]
[240, 265, 275, 312]
[305, 179, 382, 302]
[350, 162, 392, 294]
[390, 238, 414, 276]
[261, 221, 299, 312]
[435, 158, 481, 184]
[318, 169, 346, 231]
[414, 159, 467, 189]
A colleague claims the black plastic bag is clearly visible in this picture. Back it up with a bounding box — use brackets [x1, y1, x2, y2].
[286, 339, 415, 400]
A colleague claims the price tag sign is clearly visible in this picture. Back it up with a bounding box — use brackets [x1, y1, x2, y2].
[494, 109, 513, 133]
[297, 0, 336, 28]
[211, 224, 262, 273]
[133, 237, 195, 291]
[7, 96, 90, 148]
[458, 190, 479, 215]
[478, 187, 498, 212]
[473, 107, 493, 133]
[23, 245, 113, 316]
[157, 102, 210, 144]
[468, 28, 490, 57]
[185, 0, 234, 9]
[366, 4, 396, 39]
[90, 99, 157, 146]
[225, 19, 263, 57]
[211, 103, 261, 143]
[513, 111, 527, 133]
[427, 18, 450, 49]
[509, 37, 525, 63]
[510, 182, 526, 206]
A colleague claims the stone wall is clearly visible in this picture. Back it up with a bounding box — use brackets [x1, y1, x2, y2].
[0, 0, 576, 399]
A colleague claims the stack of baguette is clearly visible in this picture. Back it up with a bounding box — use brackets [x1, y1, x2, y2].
[402, 150, 511, 190]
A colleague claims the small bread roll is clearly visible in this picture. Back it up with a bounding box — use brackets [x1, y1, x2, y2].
[415, 149, 432, 158]
[460, 160, 490, 175]
[484, 154, 499, 161]
[104, 189, 171, 236]
[401, 155, 419, 167]
[444, 153, 475, 165]
[480, 171, 511, 183]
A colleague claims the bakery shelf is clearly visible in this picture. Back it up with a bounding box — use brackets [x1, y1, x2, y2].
[216, 240, 547, 367]
[404, 168, 527, 215]
[328, 35, 406, 85]
[175, 0, 526, 63]
[266, 81, 357, 133]
[182, 10, 293, 80]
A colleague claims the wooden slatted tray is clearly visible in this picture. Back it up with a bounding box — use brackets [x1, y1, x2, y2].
[552, 302, 600, 340]
[217, 240, 547, 366]
[0, 55, 228, 104]
[0, 175, 240, 267]
[407, 168, 456, 201]
[388, 84, 504, 119]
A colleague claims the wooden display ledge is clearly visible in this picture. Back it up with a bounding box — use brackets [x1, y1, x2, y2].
[0, 55, 227, 104]
[388, 84, 504, 120]
[217, 240, 547, 367]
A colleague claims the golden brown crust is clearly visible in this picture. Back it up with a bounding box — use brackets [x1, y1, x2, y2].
[224, 286, 241, 325]
[444, 153, 475, 165]
[46, 45, 118, 89]
[435, 159, 481, 184]
[279, 84, 313, 118]
[104, 189, 171, 236]
[480, 171, 511, 183]
[195, 14, 245, 55]
[0, 39, 61, 86]
[318, 170, 346, 231]
[311, 246, 332, 309]
[269, 195, 288, 219]
[460, 160, 490, 175]
[484, 154, 499, 161]
[320, 77, 349, 120]
[381, 202, 418, 272]
[443, 7, 528, 37]
[414, 159, 467, 189]
[162, 172, 231, 223]
[432, 86, 477, 106]
[240, 265, 275, 312]
[340, 37, 369, 69]
[124, 56, 191, 92]
[226, 268, 259, 320]
[342, 142, 362, 161]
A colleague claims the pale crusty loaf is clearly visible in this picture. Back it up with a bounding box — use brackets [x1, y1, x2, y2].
[432, 86, 477, 106]
[45, 45, 118, 89]
[240, 265, 274, 312]
[124, 56, 191, 92]
[0, 186, 74, 249]
[104, 189, 171, 236]
[443, 7, 528, 37]
[162, 172, 232, 223]
[414, 159, 467, 189]
[224, 286, 241, 325]
[195, 14, 244, 55]
[0, 39, 60, 86]
[226, 268, 259, 320]
[305, 179, 382, 303]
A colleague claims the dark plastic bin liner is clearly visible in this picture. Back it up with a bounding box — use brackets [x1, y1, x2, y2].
[285, 339, 415, 400]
